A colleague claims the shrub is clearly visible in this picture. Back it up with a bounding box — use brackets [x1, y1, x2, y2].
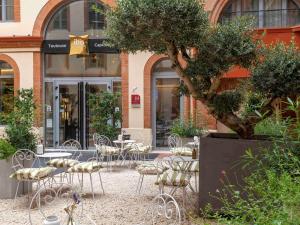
[5, 89, 37, 151]
[170, 119, 203, 137]
[210, 99, 300, 225]
[88, 91, 122, 140]
[0, 139, 16, 160]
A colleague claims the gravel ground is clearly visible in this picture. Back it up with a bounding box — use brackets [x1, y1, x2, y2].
[0, 163, 209, 225]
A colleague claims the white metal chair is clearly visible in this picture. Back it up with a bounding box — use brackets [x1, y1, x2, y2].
[67, 152, 105, 200]
[155, 156, 192, 210]
[168, 134, 192, 157]
[135, 158, 167, 194]
[10, 149, 56, 206]
[93, 133, 120, 171]
[28, 182, 96, 225]
[137, 193, 182, 225]
[47, 139, 82, 184]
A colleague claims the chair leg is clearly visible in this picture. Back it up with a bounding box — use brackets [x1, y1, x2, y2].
[13, 181, 21, 208]
[80, 173, 84, 192]
[194, 172, 198, 192]
[98, 171, 105, 195]
[89, 173, 95, 200]
[138, 174, 144, 194]
[136, 174, 141, 193]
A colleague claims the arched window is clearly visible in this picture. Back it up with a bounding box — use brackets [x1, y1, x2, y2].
[219, 0, 300, 28]
[45, 0, 107, 40]
[44, 0, 121, 78]
[0, 60, 14, 122]
[153, 59, 174, 73]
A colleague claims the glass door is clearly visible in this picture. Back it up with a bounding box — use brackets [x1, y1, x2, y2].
[152, 75, 183, 147]
[56, 83, 80, 146]
[50, 80, 108, 148]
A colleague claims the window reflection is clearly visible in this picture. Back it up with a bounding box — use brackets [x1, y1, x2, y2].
[46, 0, 107, 40]
[0, 61, 14, 123]
[219, 0, 300, 28]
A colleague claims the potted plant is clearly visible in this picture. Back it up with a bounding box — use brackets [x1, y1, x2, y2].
[105, 0, 300, 209]
[0, 89, 37, 198]
[170, 119, 203, 145]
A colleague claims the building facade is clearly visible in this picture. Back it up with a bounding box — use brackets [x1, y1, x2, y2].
[0, 0, 300, 149]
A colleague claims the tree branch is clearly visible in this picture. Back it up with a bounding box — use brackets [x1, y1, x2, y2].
[207, 77, 222, 100]
[180, 45, 191, 61]
[166, 42, 198, 98]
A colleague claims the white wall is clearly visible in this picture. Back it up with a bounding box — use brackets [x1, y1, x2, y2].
[128, 51, 152, 128]
[6, 52, 34, 89]
[0, 0, 47, 36]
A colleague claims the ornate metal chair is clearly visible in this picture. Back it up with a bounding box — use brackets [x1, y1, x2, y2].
[155, 156, 192, 209]
[46, 139, 82, 184]
[93, 134, 120, 171]
[67, 152, 105, 200]
[10, 149, 56, 206]
[28, 182, 96, 225]
[168, 134, 192, 157]
[137, 193, 182, 225]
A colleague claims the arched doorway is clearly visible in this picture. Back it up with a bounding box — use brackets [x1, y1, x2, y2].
[152, 59, 183, 147]
[43, 0, 121, 149]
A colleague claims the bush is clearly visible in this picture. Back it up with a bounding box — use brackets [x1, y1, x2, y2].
[88, 91, 122, 140]
[0, 139, 16, 160]
[5, 89, 37, 151]
[170, 119, 203, 137]
[254, 117, 288, 136]
[210, 99, 300, 225]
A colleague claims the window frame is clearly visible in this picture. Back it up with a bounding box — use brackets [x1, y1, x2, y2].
[0, 0, 15, 22]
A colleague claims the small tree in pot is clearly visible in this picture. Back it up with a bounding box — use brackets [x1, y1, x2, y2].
[105, 0, 300, 139]
[104, 0, 300, 210]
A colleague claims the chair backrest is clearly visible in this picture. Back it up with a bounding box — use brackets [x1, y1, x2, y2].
[93, 134, 112, 146]
[62, 139, 82, 150]
[139, 193, 182, 225]
[11, 149, 38, 172]
[28, 182, 96, 225]
[163, 156, 191, 172]
[168, 134, 182, 149]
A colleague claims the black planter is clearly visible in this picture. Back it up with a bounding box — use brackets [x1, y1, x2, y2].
[199, 133, 271, 211]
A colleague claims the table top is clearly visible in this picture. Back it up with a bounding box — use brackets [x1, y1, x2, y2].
[163, 155, 198, 162]
[36, 152, 72, 158]
[113, 140, 136, 144]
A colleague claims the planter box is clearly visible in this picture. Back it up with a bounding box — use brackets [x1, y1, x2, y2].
[199, 133, 271, 210]
[0, 157, 32, 199]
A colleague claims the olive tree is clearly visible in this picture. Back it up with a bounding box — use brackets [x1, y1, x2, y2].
[105, 0, 300, 139]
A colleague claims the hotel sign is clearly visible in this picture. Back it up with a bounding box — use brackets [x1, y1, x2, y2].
[43, 39, 119, 54]
[69, 35, 89, 56]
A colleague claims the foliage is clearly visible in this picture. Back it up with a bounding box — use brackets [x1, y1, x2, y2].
[252, 42, 300, 98]
[254, 117, 288, 136]
[170, 119, 203, 137]
[212, 91, 242, 117]
[106, 0, 299, 138]
[0, 139, 16, 160]
[88, 91, 122, 140]
[5, 89, 37, 151]
[209, 99, 300, 225]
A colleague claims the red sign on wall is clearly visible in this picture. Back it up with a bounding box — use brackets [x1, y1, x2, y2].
[131, 94, 141, 107]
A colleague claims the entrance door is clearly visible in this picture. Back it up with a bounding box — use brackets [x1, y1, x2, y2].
[152, 73, 183, 147]
[52, 81, 108, 148]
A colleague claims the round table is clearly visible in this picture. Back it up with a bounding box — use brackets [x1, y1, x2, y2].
[113, 140, 136, 166]
[36, 152, 72, 158]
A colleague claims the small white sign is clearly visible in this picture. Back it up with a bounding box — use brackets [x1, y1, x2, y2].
[46, 119, 53, 128]
[46, 105, 52, 112]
